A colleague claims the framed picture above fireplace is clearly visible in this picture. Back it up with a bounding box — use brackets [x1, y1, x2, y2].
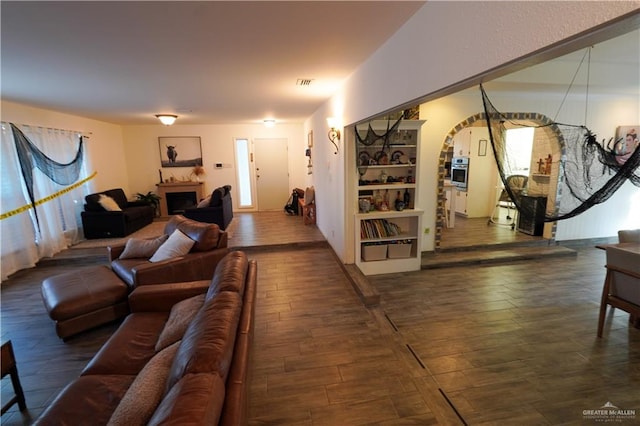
[159, 136, 203, 168]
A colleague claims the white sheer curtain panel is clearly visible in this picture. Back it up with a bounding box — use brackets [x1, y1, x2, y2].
[0, 123, 89, 281]
[1, 124, 39, 280]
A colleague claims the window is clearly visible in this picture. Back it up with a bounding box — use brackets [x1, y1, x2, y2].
[504, 127, 534, 176]
[234, 138, 253, 208]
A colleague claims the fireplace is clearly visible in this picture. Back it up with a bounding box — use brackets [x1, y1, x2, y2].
[166, 192, 197, 215]
[156, 182, 206, 218]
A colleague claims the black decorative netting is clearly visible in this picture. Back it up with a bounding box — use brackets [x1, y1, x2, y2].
[355, 117, 403, 148]
[481, 85, 640, 222]
[10, 123, 84, 229]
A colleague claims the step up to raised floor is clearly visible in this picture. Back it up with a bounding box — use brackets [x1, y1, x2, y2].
[421, 244, 577, 269]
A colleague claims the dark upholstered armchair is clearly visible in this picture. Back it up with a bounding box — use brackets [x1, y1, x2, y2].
[81, 188, 155, 239]
[108, 215, 229, 287]
[183, 185, 233, 230]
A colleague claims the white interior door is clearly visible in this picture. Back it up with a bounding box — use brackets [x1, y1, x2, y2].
[254, 138, 289, 211]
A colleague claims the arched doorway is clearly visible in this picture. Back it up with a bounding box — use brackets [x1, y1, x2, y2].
[434, 112, 566, 250]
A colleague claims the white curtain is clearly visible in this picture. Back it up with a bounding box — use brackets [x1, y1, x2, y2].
[0, 123, 90, 281]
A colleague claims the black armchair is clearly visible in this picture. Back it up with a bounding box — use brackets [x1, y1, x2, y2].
[183, 185, 233, 230]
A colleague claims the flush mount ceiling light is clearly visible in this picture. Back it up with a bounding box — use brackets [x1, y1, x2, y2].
[263, 119, 276, 128]
[155, 114, 178, 125]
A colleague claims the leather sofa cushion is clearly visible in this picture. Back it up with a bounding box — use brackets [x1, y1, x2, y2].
[111, 258, 149, 287]
[164, 215, 221, 252]
[166, 291, 241, 390]
[206, 251, 248, 300]
[108, 341, 180, 426]
[82, 313, 168, 376]
[42, 265, 129, 320]
[34, 375, 134, 426]
[618, 228, 640, 243]
[148, 373, 226, 426]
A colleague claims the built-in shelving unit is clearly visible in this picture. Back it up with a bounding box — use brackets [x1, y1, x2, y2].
[354, 120, 425, 275]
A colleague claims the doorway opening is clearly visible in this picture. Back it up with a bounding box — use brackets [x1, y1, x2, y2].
[254, 138, 290, 211]
[436, 112, 564, 251]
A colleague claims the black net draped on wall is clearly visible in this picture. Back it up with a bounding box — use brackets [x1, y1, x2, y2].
[10, 123, 84, 229]
[480, 85, 640, 223]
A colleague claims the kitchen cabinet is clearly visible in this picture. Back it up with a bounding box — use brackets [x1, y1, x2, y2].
[452, 127, 497, 218]
[454, 189, 467, 215]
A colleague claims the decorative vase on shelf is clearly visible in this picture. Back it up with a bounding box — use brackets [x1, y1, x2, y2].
[395, 191, 405, 211]
[403, 188, 411, 208]
[359, 198, 371, 213]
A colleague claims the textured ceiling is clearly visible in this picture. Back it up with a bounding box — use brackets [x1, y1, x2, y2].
[1, 2, 637, 126]
[1, 1, 424, 125]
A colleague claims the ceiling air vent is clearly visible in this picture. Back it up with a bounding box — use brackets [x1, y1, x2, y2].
[296, 78, 314, 86]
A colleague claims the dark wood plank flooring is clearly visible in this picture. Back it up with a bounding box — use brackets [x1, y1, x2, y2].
[1, 211, 638, 425]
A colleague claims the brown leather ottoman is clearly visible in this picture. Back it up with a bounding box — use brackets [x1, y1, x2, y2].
[41, 265, 129, 340]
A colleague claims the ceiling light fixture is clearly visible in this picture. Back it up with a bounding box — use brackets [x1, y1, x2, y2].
[263, 119, 276, 128]
[155, 114, 178, 125]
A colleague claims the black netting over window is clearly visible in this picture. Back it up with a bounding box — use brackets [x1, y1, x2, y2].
[481, 85, 639, 223]
[10, 123, 84, 229]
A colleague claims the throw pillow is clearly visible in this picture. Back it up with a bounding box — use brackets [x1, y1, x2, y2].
[119, 234, 169, 259]
[107, 341, 180, 426]
[98, 194, 122, 211]
[155, 294, 206, 352]
[304, 186, 315, 205]
[197, 196, 211, 208]
[149, 229, 195, 263]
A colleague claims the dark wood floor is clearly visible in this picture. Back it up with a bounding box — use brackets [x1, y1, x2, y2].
[2, 211, 638, 425]
[440, 209, 547, 250]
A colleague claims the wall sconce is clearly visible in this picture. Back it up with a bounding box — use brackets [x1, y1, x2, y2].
[155, 114, 178, 125]
[327, 117, 340, 155]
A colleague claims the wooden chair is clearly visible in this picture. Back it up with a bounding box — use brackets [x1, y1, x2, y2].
[1, 341, 27, 414]
[296, 187, 316, 225]
[597, 244, 640, 337]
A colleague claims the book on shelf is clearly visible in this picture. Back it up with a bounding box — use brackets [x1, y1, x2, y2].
[360, 219, 401, 239]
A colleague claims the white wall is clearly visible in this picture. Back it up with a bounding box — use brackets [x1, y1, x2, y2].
[122, 123, 307, 208]
[305, 99, 346, 257]
[1, 100, 127, 194]
[309, 1, 639, 258]
[1, 101, 309, 213]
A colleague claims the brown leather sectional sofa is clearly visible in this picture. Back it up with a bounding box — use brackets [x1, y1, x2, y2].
[109, 215, 229, 287]
[35, 250, 257, 425]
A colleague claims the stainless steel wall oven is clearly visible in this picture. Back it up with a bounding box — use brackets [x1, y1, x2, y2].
[451, 156, 469, 190]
